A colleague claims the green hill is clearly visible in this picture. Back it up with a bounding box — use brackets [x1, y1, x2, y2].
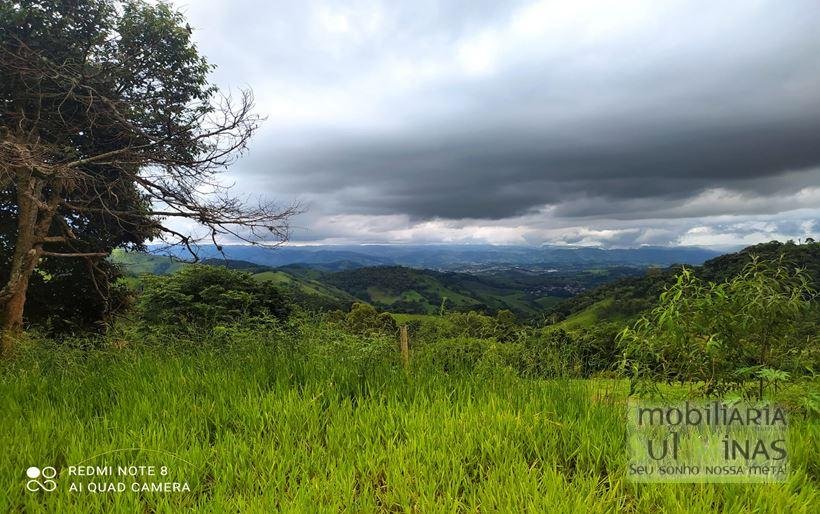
[306, 265, 648, 317]
[251, 269, 356, 311]
[109, 249, 187, 275]
[110, 253, 599, 317]
[278, 265, 535, 316]
[548, 240, 820, 329]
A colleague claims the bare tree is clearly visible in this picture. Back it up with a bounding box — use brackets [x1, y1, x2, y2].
[0, 1, 296, 352]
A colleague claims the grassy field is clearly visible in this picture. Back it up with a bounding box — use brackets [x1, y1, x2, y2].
[1, 325, 817, 513]
[554, 297, 628, 331]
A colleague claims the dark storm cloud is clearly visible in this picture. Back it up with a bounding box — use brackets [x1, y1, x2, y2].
[183, 0, 820, 245]
[254, 113, 820, 219]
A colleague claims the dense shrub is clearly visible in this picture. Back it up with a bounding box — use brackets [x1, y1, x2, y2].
[342, 303, 399, 336]
[0, 257, 133, 334]
[575, 323, 622, 376]
[413, 328, 588, 379]
[415, 337, 492, 374]
[520, 328, 577, 377]
[493, 309, 519, 342]
[448, 311, 495, 339]
[399, 311, 619, 379]
[138, 265, 290, 328]
[445, 310, 523, 342]
[619, 257, 816, 398]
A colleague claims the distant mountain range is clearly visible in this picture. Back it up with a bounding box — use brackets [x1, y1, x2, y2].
[116, 241, 816, 321]
[152, 244, 720, 271]
[116, 243, 718, 318]
[112, 250, 649, 317]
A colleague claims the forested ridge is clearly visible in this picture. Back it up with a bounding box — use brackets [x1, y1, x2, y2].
[546, 240, 819, 323]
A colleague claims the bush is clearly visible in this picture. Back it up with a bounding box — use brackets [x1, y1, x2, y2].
[138, 265, 290, 328]
[415, 337, 492, 374]
[575, 323, 621, 376]
[493, 309, 519, 342]
[448, 311, 495, 339]
[341, 303, 398, 336]
[619, 257, 816, 398]
[5, 258, 134, 334]
[521, 328, 577, 378]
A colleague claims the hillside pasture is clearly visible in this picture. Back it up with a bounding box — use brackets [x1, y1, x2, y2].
[1, 322, 817, 513]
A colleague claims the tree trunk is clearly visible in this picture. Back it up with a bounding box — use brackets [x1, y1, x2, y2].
[1, 255, 38, 356]
[1, 273, 31, 353]
[0, 173, 45, 355]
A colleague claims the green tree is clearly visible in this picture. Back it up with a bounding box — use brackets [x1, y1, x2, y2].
[449, 311, 495, 339]
[619, 257, 816, 398]
[0, 1, 295, 352]
[344, 303, 398, 336]
[138, 265, 289, 328]
[493, 309, 519, 342]
[13, 258, 132, 333]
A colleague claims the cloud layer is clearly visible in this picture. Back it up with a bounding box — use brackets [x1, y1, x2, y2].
[181, 0, 820, 247]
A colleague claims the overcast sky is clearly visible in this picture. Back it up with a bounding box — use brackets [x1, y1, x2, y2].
[178, 0, 820, 248]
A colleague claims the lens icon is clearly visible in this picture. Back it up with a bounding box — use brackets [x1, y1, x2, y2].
[25, 466, 57, 492]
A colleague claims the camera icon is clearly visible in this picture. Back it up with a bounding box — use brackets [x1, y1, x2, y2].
[25, 466, 58, 492]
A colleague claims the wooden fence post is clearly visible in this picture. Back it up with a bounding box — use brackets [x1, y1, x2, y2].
[400, 325, 410, 369]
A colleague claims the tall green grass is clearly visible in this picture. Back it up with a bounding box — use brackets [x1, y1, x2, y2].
[1, 322, 817, 512]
